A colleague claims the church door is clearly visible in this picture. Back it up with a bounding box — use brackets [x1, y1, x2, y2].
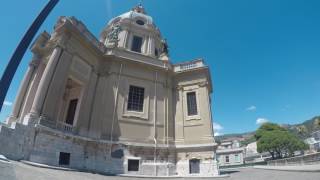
[189, 159, 200, 174]
[65, 99, 78, 125]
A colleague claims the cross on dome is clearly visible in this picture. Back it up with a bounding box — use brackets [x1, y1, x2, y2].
[132, 1, 146, 14]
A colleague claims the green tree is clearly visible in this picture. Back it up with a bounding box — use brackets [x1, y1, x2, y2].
[255, 123, 308, 159]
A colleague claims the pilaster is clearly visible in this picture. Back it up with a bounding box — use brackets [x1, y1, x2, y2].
[175, 86, 185, 143]
[76, 70, 98, 136]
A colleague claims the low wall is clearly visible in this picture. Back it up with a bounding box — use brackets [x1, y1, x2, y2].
[267, 152, 320, 166]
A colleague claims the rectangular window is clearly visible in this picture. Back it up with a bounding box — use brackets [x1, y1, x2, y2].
[225, 155, 229, 163]
[187, 92, 198, 116]
[65, 99, 78, 125]
[128, 159, 139, 171]
[131, 35, 143, 53]
[155, 48, 158, 57]
[235, 154, 240, 162]
[189, 159, 200, 174]
[59, 152, 70, 166]
[127, 85, 145, 112]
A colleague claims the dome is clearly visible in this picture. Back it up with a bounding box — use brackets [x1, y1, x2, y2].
[100, 4, 169, 61]
[114, 5, 154, 26]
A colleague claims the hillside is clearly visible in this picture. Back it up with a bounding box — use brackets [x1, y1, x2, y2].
[287, 116, 320, 139]
[217, 116, 320, 145]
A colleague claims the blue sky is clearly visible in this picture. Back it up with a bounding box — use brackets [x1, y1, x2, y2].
[1, 0, 320, 135]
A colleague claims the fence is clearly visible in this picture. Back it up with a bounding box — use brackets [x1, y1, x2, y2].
[267, 152, 320, 166]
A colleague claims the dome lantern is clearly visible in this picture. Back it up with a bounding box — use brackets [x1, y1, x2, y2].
[100, 4, 169, 61]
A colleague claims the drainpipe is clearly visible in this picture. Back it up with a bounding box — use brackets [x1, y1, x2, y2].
[153, 71, 158, 176]
[110, 63, 123, 156]
[166, 76, 170, 176]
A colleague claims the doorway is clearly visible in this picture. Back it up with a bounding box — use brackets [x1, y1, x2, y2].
[189, 159, 200, 174]
[128, 159, 139, 171]
[65, 98, 78, 125]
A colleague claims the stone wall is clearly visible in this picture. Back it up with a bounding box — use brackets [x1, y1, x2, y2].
[0, 121, 219, 176]
[29, 126, 124, 174]
[175, 148, 219, 176]
[0, 122, 35, 160]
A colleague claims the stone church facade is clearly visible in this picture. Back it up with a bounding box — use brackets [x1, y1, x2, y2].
[0, 5, 219, 176]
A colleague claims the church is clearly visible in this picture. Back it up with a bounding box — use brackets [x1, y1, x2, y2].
[0, 4, 219, 176]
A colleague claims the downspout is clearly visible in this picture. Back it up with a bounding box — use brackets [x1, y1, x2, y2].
[166, 75, 170, 176]
[153, 71, 158, 176]
[110, 63, 123, 156]
[207, 91, 214, 139]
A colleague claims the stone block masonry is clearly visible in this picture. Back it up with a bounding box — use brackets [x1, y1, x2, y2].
[0, 122, 219, 176]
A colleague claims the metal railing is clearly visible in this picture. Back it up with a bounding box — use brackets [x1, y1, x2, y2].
[267, 152, 320, 166]
[56, 121, 74, 133]
[173, 59, 205, 72]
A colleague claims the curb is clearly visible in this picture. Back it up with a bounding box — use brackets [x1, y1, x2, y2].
[254, 165, 320, 172]
[118, 174, 229, 178]
[20, 160, 229, 178]
[20, 160, 78, 172]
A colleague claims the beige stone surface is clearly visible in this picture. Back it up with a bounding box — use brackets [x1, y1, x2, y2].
[1, 5, 218, 176]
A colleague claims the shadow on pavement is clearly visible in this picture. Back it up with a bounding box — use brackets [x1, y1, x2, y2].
[220, 169, 240, 175]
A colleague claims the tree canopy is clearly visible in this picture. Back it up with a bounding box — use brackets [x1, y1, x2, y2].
[255, 123, 308, 159]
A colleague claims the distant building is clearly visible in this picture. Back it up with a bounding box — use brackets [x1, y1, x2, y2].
[304, 131, 320, 153]
[216, 140, 245, 167]
[244, 142, 269, 164]
[311, 130, 320, 141]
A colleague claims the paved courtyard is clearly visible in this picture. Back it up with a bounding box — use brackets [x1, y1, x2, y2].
[1, 161, 320, 180]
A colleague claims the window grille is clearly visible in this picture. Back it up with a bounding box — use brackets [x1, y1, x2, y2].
[187, 92, 198, 116]
[127, 85, 145, 112]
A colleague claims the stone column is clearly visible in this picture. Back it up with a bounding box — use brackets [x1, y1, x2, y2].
[41, 50, 72, 122]
[119, 29, 129, 48]
[27, 47, 62, 124]
[20, 61, 46, 122]
[7, 57, 39, 124]
[148, 35, 154, 56]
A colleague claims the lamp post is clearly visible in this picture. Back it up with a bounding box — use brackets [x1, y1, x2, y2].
[0, 0, 59, 112]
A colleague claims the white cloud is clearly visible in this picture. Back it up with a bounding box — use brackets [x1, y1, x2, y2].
[3, 101, 12, 106]
[213, 122, 223, 131]
[246, 105, 256, 111]
[213, 122, 223, 136]
[256, 118, 269, 125]
[214, 132, 221, 136]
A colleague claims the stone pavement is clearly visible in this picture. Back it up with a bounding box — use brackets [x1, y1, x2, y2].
[221, 168, 320, 180]
[254, 164, 320, 172]
[1, 160, 320, 180]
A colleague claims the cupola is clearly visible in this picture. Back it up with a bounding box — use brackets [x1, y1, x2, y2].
[100, 4, 169, 61]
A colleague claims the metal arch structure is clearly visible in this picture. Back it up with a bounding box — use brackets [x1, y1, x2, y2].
[0, 0, 59, 112]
